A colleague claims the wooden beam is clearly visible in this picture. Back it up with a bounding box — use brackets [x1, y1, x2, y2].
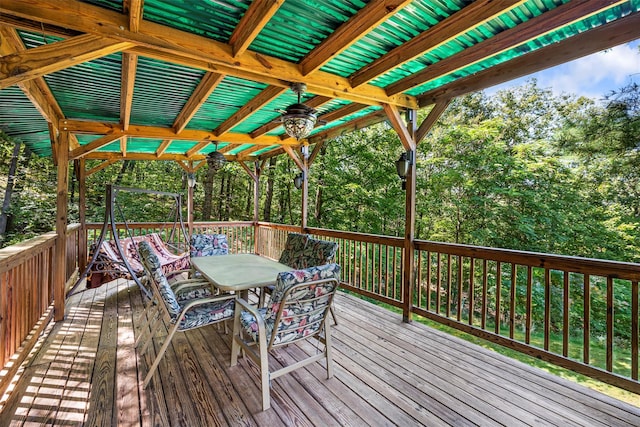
[59, 119, 289, 145]
[418, 9, 640, 106]
[175, 160, 190, 173]
[0, 26, 62, 124]
[119, 136, 127, 156]
[124, 0, 144, 33]
[0, 0, 418, 108]
[307, 110, 387, 145]
[383, 104, 414, 151]
[308, 140, 325, 166]
[86, 159, 117, 176]
[0, 26, 79, 149]
[387, 0, 628, 96]
[282, 145, 304, 171]
[120, 52, 137, 131]
[238, 161, 257, 181]
[173, 72, 225, 133]
[318, 103, 367, 124]
[54, 130, 69, 321]
[299, 0, 413, 76]
[213, 85, 286, 136]
[415, 98, 451, 143]
[70, 133, 121, 159]
[0, 33, 134, 89]
[156, 139, 172, 156]
[229, 0, 284, 57]
[249, 95, 332, 138]
[349, 0, 526, 88]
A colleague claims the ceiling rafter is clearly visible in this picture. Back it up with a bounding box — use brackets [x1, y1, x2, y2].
[124, 0, 144, 33]
[386, 0, 628, 96]
[317, 103, 369, 124]
[349, 0, 526, 88]
[418, 9, 640, 106]
[156, 139, 172, 156]
[299, 0, 413, 76]
[213, 85, 286, 137]
[0, 0, 418, 109]
[0, 25, 79, 149]
[229, 0, 284, 57]
[0, 33, 134, 89]
[173, 72, 225, 133]
[120, 52, 137, 131]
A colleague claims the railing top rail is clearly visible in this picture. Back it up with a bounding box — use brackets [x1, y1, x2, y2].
[415, 239, 640, 280]
[0, 231, 56, 271]
[257, 222, 405, 247]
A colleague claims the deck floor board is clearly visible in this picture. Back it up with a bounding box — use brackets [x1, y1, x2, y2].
[1, 279, 639, 426]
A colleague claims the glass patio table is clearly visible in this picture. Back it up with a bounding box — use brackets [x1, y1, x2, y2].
[190, 253, 291, 300]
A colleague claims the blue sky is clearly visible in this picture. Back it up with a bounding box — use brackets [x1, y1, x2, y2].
[486, 40, 640, 102]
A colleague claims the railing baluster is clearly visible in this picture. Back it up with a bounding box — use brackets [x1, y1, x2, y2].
[632, 280, 638, 380]
[436, 253, 441, 315]
[563, 272, 569, 358]
[544, 268, 551, 351]
[469, 258, 475, 326]
[446, 253, 452, 317]
[607, 276, 613, 372]
[457, 256, 463, 322]
[584, 274, 590, 365]
[526, 266, 532, 345]
[481, 259, 487, 330]
[426, 251, 432, 311]
[495, 262, 502, 335]
[509, 263, 520, 344]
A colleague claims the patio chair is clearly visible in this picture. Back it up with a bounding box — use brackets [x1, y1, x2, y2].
[262, 233, 340, 323]
[230, 263, 341, 411]
[190, 233, 229, 257]
[136, 241, 235, 388]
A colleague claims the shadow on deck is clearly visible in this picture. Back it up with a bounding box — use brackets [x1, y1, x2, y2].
[1, 279, 639, 426]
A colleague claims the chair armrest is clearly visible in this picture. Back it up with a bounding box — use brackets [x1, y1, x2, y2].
[234, 297, 266, 331]
[171, 279, 213, 293]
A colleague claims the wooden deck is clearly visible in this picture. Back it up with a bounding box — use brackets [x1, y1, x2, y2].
[1, 279, 639, 426]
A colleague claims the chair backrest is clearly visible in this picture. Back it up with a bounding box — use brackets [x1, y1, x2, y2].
[279, 233, 338, 269]
[278, 232, 308, 267]
[264, 263, 341, 348]
[190, 233, 229, 257]
[303, 237, 338, 267]
[138, 241, 182, 322]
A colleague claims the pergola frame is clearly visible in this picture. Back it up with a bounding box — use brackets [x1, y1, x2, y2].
[1, 1, 640, 321]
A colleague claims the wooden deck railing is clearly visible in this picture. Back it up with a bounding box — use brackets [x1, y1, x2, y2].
[412, 240, 640, 394]
[4, 221, 640, 398]
[0, 223, 80, 396]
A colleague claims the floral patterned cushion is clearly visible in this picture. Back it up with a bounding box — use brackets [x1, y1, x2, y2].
[179, 298, 235, 330]
[174, 286, 211, 301]
[278, 233, 308, 267]
[139, 241, 182, 319]
[240, 263, 341, 346]
[190, 234, 229, 257]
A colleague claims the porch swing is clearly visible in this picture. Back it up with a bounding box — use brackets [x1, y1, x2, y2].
[73, 184, 191, 298]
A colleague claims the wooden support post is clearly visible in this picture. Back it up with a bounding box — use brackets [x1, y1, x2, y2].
[402, 110, 417, 323]
[54, 131, 69, 321]
[77, 158, 87, 273]
[301, 146, 309, 232]
[253, 162, 261, 253]
[187, 163, 195, 239]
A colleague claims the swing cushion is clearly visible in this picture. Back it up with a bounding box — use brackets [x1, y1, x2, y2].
[88, 233, 190, 288]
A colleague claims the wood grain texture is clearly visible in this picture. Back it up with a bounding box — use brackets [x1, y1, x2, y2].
[1, 279, 639, 425]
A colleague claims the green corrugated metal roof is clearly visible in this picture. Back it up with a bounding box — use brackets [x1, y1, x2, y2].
[0, 0, 637, 163]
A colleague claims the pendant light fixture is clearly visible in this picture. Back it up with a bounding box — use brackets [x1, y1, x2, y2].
[207, 143, 226, 171]
[279, 83, 318, 141]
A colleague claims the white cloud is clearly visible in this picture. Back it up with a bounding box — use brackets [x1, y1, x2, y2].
[487, 40, 640, 101]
